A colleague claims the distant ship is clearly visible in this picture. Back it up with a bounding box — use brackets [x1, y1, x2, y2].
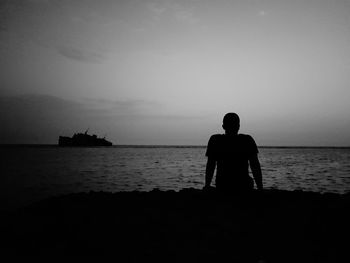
[58, 130, 113, 146]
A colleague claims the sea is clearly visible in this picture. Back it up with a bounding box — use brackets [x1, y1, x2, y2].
[1, 145, 350, 210]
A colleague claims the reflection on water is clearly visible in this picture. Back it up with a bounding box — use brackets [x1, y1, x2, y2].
[1, 146, 350, 208]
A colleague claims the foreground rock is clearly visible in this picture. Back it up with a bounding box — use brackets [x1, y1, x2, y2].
[1, 188, 349, 262]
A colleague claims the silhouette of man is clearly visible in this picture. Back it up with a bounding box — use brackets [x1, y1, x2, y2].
[204, 113, 263, 192]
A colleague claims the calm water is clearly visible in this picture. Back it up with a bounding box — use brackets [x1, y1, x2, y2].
[1, 146, 350, 209]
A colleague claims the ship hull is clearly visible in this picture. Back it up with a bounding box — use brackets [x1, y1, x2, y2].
[58, 136, 113, 147]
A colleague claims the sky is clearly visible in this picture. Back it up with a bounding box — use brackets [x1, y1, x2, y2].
[1, 0, 350, 146]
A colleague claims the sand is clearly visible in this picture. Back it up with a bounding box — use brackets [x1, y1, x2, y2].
[0, 188, 349, 262]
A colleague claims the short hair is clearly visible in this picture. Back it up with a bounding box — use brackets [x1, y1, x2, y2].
[223, 112, 240, 126]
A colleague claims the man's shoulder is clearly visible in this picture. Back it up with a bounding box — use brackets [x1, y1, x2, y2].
[238, 133, 254, 139]
[238, 134, 259, 152]
[238, 133, 257, 145]
[206, 134, 223, 157]
[209, 133, 255, 141]
[208, 134, 224, 143]
[209, 134, 224, 139]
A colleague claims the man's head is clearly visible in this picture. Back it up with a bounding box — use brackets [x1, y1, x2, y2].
[222, 112, 240, 134]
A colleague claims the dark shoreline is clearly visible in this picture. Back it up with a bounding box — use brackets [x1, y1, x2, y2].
[1, 188, 349, 261]
[1, 144, 350, 149]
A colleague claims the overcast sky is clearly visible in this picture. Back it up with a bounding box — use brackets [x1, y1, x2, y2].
[1, 0, 350, 146]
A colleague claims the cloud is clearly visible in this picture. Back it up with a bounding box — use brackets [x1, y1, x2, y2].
[147, 2, 167, 19]
[0, 94, 164, 144]
[84, 98, 163, 115]
[0, 1, 13, 33]
[259, 10, 267, 16]
[56, 46, 105, 64]
[0, 94, 88, 143]
[0, 94, 212, 145]
[147, 0, 199, 25]
[174, 9, 198, 24]
[26, 0, 50, 3]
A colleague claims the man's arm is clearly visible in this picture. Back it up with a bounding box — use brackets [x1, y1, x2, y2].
[249, 154, 263, 190]
[205, 157, 216, 188]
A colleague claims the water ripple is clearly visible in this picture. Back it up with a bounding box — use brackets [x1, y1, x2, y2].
[1, 147, 350, 209]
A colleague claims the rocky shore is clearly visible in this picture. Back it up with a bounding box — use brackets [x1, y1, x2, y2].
[1, 188, 349, 262]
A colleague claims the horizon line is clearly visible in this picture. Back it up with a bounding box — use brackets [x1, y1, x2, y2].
[1, 144, 350, 149]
